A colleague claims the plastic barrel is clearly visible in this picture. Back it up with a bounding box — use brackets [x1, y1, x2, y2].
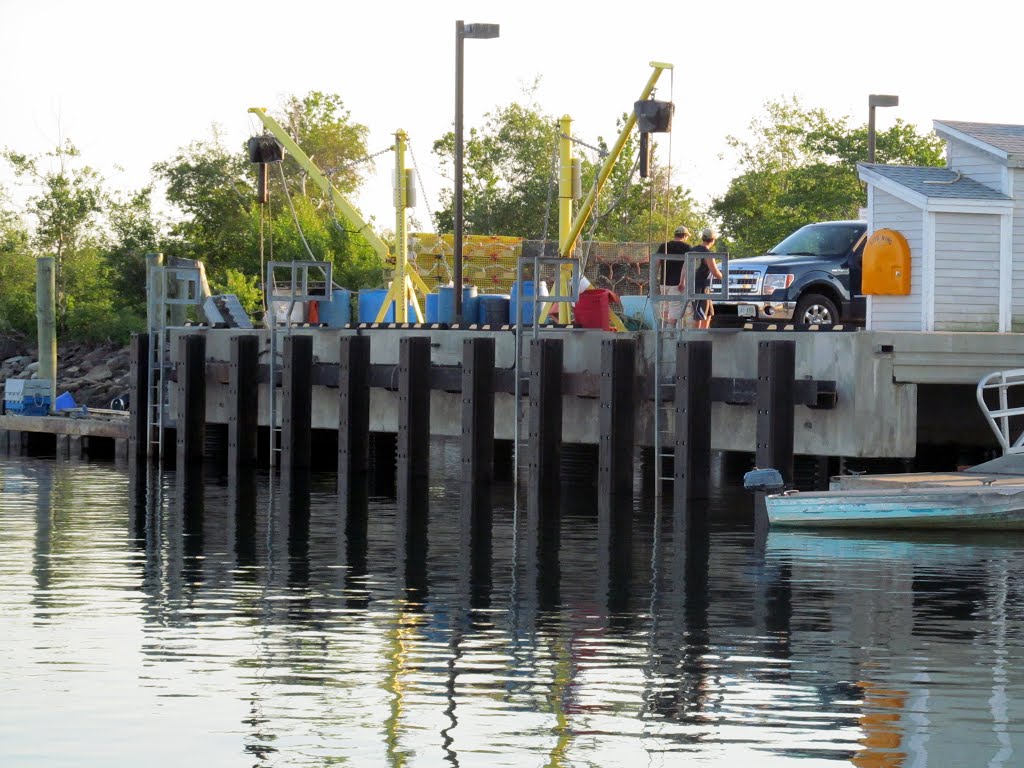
[438, 286, 480, 324]
[509, 280, 549, 325]
[317, 289, 352, 327]
[425, 292, 439, 323]
[358, 288, 391, 323]
[478, 295, 510, 326]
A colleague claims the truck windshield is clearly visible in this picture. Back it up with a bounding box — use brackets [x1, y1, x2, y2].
[767, 224, 864, 258]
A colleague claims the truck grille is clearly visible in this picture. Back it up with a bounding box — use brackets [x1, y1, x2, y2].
[712, 269, 762, 296]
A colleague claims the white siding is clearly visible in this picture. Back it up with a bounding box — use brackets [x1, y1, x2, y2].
[1011, 168, 1024, 329]
[869, 189, 923, 331]
[933, 212, 1001, 331]
[947, 140, 1005, 192]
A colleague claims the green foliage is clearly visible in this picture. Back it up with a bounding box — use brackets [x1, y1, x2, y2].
[711, 96, 945, 256]
[0, 253, 37, 336]
[105, 187, 161, 312]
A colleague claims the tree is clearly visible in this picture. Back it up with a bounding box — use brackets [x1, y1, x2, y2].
[0, 187, 34, 336]
[433, 98, 700, 243]
[3, 140, 106, 321]
[711, 96, 945, 256]
[105, 187, 162, 312]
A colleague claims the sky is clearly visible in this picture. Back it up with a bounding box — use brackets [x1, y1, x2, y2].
[3, 0, 1024, 236]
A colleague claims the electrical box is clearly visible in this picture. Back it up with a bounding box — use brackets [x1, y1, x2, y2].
[862, 228, 911, 295]
[4, 379, 52, 415]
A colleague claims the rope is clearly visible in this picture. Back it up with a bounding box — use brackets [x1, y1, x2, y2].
[276, 162, 319, 261]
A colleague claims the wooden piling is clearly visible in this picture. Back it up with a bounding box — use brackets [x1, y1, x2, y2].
[755, 340, 796, 485]
[598, 337, 636, 499]
[281, 334, 313, 472]
[675, 340, 713, 502]
[175, 333, 207, 467]
[396, 336, 431, 511]
[227, 334, 259, 470]
[338, 335, 371, 500]
[128, 332, 149, 462]
[461, 337, 495, 505]
[527, 337, 563, 519]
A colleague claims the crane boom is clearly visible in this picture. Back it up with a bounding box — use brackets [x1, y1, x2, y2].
[248, 107, 392, 263]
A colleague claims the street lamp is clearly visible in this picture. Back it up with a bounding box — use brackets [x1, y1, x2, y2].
[454, 19, 499, 323]
[867, 94, 899, 164]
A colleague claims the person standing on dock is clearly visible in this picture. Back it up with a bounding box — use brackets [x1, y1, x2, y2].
[656, 225, 692, 328]
[689, 228, 723, 329]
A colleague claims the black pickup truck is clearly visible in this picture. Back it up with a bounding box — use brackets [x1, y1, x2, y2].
[712, 220, 868, 325]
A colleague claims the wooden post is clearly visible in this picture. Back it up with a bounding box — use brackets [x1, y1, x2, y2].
[338, 335, 371, 500]
[527, 338, 563, 520]
[461, 337, 495, 507]
[129, 332, 149, 462]
[397, 336, 431, 511]
[175, 333, 207, 467]
[756, 340, 796, 485]
[36, 256, 57, 407]
[281, 334, 313, 472]
[227, 334, 259, 470]
[598, 338, 636, 499]
[675, 340, 713, 503]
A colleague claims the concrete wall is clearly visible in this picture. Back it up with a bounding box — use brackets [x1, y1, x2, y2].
[870, 188, 924, 331]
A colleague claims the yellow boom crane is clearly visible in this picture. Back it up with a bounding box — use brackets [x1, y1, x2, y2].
[248, 107, 431, 323]
[551, 61, 674, 327]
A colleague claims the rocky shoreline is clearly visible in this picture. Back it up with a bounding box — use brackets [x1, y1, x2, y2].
[0, 338, 133, 411]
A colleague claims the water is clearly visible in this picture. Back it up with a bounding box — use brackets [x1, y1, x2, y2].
[2, 450, 1024, 766]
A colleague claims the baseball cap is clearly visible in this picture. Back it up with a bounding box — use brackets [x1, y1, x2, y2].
[701, 227, 717, 241]
[674, 225, 690, 237]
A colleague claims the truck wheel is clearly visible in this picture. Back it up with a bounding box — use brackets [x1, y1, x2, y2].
[794, 293, 839, 325]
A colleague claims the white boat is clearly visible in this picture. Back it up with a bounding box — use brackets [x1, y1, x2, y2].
[765, 484, 1024, 529]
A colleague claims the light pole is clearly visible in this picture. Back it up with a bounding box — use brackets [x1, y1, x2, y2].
[454, 19, 499, 323]
[868, 94, 899, 164]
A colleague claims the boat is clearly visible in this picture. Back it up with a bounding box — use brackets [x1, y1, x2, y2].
[755, 368, 1024, 529]
[765, 484, 1024, 529]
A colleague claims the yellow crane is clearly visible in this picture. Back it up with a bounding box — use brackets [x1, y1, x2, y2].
[248, 107, 432, 323]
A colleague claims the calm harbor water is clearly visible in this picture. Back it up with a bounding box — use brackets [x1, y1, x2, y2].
[2, 447, 1023, 767]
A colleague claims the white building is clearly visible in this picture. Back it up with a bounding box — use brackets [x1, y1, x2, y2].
[858, 122, 1024, 332]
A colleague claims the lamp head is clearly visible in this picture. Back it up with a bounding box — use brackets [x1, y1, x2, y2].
[869, 94, 899, 108]
[463, 22, 500, 38]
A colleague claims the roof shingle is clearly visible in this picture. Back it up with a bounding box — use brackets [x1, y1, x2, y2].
[935, 121, 1024, 157]
[859, 164, 1011, 201]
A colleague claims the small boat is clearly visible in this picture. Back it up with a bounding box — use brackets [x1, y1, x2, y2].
[751, 369, 1024, 530]
[765, 484, 1024, 529]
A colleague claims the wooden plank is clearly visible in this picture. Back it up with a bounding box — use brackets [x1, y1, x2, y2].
[527, 338, 563, 521]
[281, 335, 313, 471]
[228, 334, 259, 470]
[461, 337, 495, 503]
[0, 413, 129, 439]
[598, 337, 636, 499]
[128, 332, 149, 461]
[175, 333, 207, 467]
[675, 340, 713, 502]
[756, 340, 796, 485]
[338, 335, 371, 500]
[396, 337, 431, 512]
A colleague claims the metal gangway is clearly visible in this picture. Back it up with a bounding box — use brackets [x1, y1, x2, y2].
[649, 248, 729, 497]
[265, 260, 332, 468]
[977, 369, 1024, 456]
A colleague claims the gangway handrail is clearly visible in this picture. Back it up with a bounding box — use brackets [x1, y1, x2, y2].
[977, 368, 1024, 455]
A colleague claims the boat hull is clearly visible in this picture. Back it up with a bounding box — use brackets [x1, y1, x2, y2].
[766, 486, 1024, 529]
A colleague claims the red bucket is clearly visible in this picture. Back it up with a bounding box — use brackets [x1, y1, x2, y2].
[574, 288, 616, 330]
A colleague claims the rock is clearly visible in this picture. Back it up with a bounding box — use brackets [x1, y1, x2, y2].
[84, 364, 113, 383]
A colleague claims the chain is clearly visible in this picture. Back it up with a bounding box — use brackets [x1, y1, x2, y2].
[560, 132, 609, 159]
[407, 141, 436, 229]
[319, 145, 394, 177]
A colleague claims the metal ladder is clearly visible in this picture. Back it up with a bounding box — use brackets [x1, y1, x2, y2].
[146, 264, 203, 462]
[512, 247, 580, 488]
[649, 249, 730, 497]
[265, 260, 332, 468]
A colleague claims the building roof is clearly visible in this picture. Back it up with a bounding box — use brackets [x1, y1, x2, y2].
[858, 163, 1012, 201]
[934, 121, 1024, 163]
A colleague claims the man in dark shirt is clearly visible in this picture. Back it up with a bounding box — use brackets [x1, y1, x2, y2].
[689, 227, 724, 329]
[656, 225, 692, 328]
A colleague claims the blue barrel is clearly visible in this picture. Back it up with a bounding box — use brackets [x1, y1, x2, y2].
[438, 286, 480, 324]
[509, 280, 548, 325]
[317, 289, 351, 327]
[357, 289, 417, 323]
[425, 292, 439, 323]
[478, 294, 510, 326]
[358, 288, 392, 323]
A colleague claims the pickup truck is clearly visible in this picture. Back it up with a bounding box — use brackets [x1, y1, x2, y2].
[711, 220, 868, 325]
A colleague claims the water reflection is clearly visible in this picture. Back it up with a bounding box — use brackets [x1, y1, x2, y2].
[1, 453, 1024, 766]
